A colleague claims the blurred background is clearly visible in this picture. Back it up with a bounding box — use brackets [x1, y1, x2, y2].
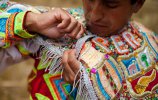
[0, 0, 157, 100]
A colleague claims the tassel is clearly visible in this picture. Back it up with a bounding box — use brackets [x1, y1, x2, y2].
[33, 36, 66, 74]
[33, 35, 98, 99]
[70, 63, 98, 100]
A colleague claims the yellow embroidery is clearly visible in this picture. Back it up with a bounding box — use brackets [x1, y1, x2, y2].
[135, 69, 156, 94]
[35, 93, 50, 100]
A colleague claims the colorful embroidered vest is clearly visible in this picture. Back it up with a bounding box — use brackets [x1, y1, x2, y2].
[78, 24, 158, 99]
[28, 7, 158, 100]
[28, 21, 158, 100]
[3, 3, 158, 100]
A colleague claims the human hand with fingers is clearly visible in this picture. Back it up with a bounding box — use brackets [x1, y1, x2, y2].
[25, 8, 85, 39]
[62, 49, 81, 84]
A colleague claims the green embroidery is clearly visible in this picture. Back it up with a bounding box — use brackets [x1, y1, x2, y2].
[0, 10, 3, 12]
[17, 44, 30, 55]
[29, 95, 33, 100]
[14, 12, 35, 38]
[0, 32, 5, 37]
[3, 42, 10, 48]
[141, 54, 149, 67]
[35, 93, 50, 100]
[0, 3, 7, 9]
[43, 73, 59, 100]
[37, 53, 49, 70]
[0, 13, 10, 19]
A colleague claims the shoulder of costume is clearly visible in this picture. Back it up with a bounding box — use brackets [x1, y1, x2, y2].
[131, 21, 158, 53]
[131, 21, 157, 36]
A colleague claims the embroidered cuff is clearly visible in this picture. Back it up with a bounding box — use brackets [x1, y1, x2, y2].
[5, 13, 18, 47]
[16, 44, 30, 56]
[14, 11, 35, 38]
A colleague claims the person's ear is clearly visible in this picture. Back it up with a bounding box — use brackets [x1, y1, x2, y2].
[132, 0, 145, 13]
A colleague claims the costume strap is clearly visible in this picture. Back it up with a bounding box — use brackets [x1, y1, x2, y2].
[75, 33, 95, 58]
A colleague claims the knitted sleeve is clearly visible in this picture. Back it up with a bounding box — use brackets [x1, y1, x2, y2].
[0, 1, 35, 48]
[0, 1, 40, 70]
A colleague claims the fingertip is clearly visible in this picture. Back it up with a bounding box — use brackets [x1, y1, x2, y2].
[57, 23, 63, 29]
[76, 34, 81, 39]
[76, 29, 85, 39]
[62, 50, 69, 62]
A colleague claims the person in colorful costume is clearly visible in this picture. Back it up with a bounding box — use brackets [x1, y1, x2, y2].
[0, 0, 158, 100]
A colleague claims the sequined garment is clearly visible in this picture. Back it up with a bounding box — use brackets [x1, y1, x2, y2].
[0, 1, 158, 100]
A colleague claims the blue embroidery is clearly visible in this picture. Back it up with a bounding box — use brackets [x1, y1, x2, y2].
[0, 18, 7, 33]
[142, 32, 158, 58]
[96, 72, 111, 100]
[107, 60, 122, 83]
[7, 8, 23, 13]
[122, 57, 140, 75]
[53, 78, 76, 100]
[62, 83, 77, 99]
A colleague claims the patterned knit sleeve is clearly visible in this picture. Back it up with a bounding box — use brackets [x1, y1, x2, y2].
[0, 1, 36, 48]
[0, 1, 40, 70]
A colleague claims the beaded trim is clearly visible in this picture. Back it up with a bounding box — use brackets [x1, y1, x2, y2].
[4, 13, 17, 48]
[6, 13, 17, 39]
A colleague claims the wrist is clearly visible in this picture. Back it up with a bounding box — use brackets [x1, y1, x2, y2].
[24, 12, 38, 32]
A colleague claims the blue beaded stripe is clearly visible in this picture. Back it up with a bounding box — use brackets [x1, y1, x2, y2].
[142, 32, 158, 58]
[7, 8, 23, 13]
[96, 72, 111, 100]
[0, 18, 7, 33]
[107, 60, 122, 83]
[54, 79, 67, 99]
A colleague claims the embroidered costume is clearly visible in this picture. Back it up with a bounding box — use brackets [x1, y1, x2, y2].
[0, 1, 158, 100]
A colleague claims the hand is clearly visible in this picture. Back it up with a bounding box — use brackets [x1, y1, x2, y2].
[25, 8, 84, 39]
[62, 49, 80, 84]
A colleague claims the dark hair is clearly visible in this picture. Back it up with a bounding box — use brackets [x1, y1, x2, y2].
[131, 0, 137, 5]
